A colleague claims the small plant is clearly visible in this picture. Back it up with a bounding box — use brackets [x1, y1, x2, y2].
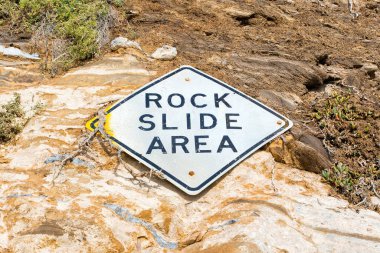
[312, 91, 379, 208]
[0, 93, 25, 143]
[322, 163, 357, 193]
[321, 94, 358, 121]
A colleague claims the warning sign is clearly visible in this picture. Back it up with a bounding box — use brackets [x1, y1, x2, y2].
[87, 66, 293, 195]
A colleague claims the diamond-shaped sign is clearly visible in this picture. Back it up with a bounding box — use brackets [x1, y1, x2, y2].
[87, 66, 292, 195]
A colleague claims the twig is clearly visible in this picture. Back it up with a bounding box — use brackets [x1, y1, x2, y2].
[51, 109, 109, 184]
[115, 146, 164, 189]
[354, 197, 367, 207]
[51, 127, 97, 184]
[52, 52, 67, 63]
[322, 131, 335, 158]
[50, 108, 166, 188]
[371, 181, 380, 199]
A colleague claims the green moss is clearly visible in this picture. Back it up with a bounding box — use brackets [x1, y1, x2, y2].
[0, 93, 25, 143]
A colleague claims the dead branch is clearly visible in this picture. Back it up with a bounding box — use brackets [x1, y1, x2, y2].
[50, 109, 165, 188]
[371, 181, 380, 199]
[354, 196, 367, 207]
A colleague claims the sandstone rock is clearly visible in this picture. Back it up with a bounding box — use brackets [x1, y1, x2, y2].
[57, 54, 155, 86]
[0, 64, 43, 86]
[225, 7, 254, 19]
[304, 68, 327, 90]
[298, 133, 330, 159]
[287, 140, 332, 173]
[266, 136, 293, 164]
[267, 133, 331, 173]
[151, 45, 177, 60]
[230, 56, 328, 95]
[343, 74, 361, 87]
[23, 222, 65, 236]
[0, 53, 379, 252]
[110, 36, 142, 51]
[333, 57, 363, 69]
[290, 127, 330, 160]
[258, 90, 302, 110]
[362, 63, 378, 72]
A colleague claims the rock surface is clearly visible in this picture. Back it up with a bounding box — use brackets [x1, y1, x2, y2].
[1, 0, 380, 251]
[230, 55, 327, 96]
[0, 52, 379, 252]
[257, 90, 303, 110]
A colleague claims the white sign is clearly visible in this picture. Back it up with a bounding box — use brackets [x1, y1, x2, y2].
[87, 66, 293, 195]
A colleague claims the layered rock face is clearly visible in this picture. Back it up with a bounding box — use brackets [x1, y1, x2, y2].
[1, 0, 379, 251]
[0, 53, 379, 252]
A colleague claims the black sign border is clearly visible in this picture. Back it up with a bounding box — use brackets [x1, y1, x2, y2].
[90, 66, 291, 193]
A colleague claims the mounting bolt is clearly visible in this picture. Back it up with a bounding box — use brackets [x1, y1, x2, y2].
[185, 77, 190, 82]
[188, 171, 195, 176]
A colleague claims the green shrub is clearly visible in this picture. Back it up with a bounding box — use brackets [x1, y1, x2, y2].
[0, 0, 125, 75]
[0, 94, 25, 143]
[20, 0, 110, 73]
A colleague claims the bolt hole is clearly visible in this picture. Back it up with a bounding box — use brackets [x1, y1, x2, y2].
[277, 120, 282, 125]
[189, 171, 195, 176]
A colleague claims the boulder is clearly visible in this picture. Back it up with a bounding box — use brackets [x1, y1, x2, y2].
[267, 133, 332, 174]
[151, 45, 177, 60]
[230, 56, 328, 95]
[298, 133, 330, 159]
[287, 140, 332, 173]
[110, 37, 142, 51]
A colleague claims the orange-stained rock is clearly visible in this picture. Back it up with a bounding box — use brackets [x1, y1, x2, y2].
[0, 52, 379, 253]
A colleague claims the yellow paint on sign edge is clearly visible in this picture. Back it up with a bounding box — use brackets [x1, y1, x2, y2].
[85, 104, 115, 138]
